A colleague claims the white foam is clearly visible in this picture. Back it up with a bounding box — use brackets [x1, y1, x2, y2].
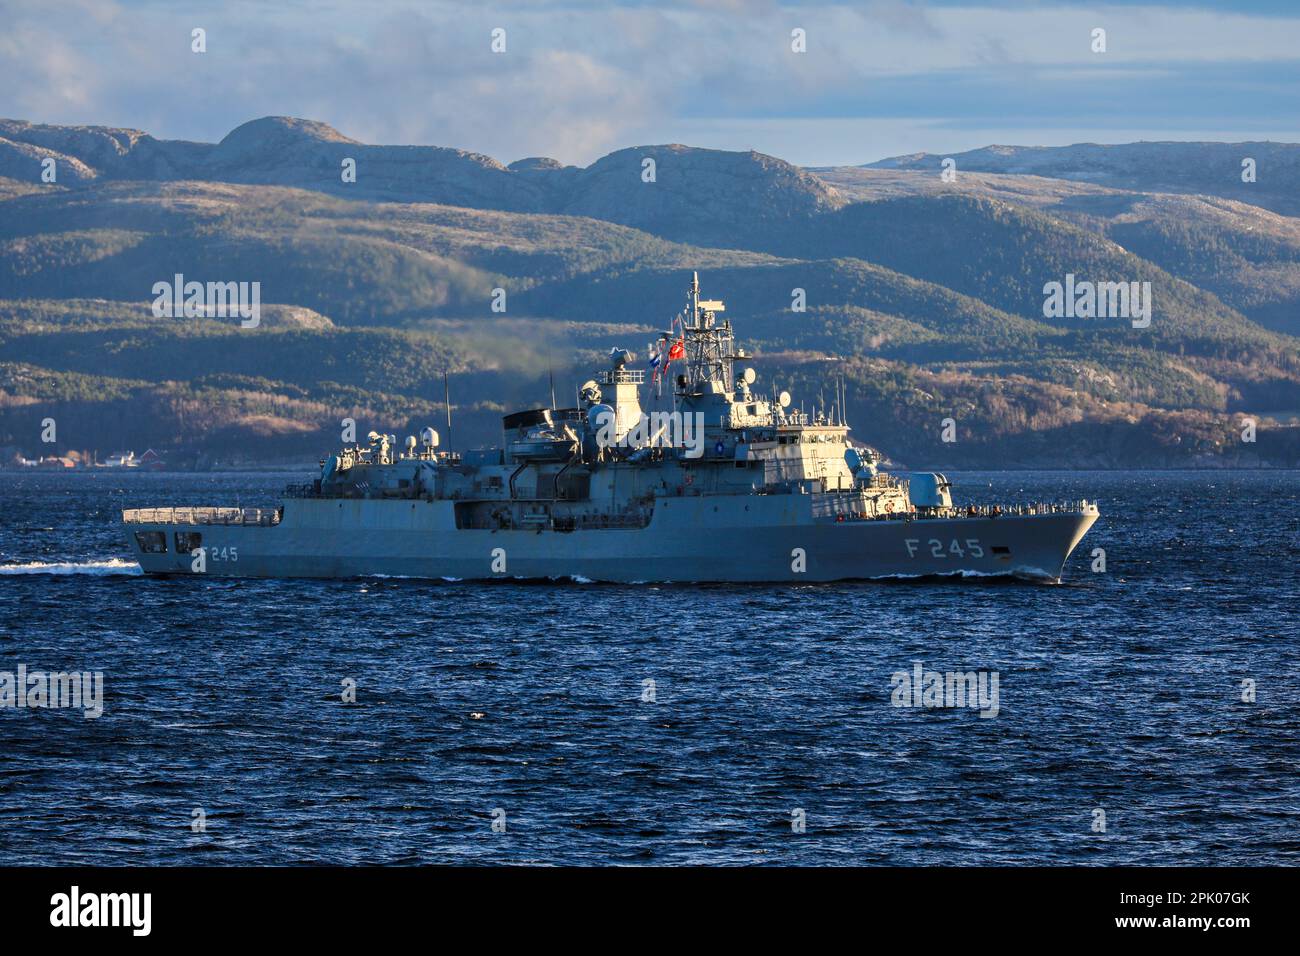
[866, 566, 1056, 582]
[0, 558, 141, 576]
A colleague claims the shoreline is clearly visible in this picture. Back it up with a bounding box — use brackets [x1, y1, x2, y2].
[4, 464, 1298, 475]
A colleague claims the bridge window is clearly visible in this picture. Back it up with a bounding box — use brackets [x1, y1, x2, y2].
[134, 531, 167, 553]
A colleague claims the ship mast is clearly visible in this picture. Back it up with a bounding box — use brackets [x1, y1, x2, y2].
[679, 271, 735, 395]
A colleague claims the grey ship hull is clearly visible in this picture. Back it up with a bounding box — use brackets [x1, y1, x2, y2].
[126, 496, 1098, 583]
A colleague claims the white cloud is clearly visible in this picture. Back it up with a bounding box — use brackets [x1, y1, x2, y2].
[0, 0, 1296, 165]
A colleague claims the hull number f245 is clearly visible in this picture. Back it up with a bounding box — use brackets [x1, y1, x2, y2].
[905, 538, 984, 558]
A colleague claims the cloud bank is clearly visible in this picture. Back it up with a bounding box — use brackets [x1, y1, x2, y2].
[1, 0, 1297, 165]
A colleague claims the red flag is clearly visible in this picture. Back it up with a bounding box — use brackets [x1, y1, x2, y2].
[667, 339, 685, 360]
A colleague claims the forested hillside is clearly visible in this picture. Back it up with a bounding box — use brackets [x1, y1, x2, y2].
[1, 117, 1297, 467]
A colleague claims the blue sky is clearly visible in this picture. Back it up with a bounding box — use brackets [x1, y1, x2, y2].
[1, 0, 1297, 166]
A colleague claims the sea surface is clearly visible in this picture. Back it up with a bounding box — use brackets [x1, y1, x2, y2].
[0, 470, 1296, 866]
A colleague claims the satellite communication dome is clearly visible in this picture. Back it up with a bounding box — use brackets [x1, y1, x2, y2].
[587, 403, 616, 432]
[778, 391, 792, 408]
[742, 367, 756, 384]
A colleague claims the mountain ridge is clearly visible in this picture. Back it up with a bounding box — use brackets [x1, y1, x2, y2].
[1, 117, 1297, 467]
[861, 141, 1300, 216]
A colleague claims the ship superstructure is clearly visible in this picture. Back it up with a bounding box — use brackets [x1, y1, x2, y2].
[124, 274, 1098, 582]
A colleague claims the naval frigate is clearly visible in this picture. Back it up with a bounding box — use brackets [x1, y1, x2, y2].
[123, 274, 1099, 582]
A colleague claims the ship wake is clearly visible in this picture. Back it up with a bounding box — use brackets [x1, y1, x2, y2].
[0, 558, 142, 576]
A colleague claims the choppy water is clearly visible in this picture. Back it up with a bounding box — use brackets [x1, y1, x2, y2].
[0, 470, 1297, 865]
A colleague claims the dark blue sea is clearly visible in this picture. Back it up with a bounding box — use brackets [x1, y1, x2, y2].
[1, 470, 1296, 865]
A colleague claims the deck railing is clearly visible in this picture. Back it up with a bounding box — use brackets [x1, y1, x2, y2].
[813, 495, 1097, 522]
[122, 507, 281, 526]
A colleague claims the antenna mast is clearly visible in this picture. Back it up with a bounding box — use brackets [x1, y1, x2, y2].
[443, 369, 453, 452]
[679, 271, 734, 395]
[548, 347, 557, 410]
